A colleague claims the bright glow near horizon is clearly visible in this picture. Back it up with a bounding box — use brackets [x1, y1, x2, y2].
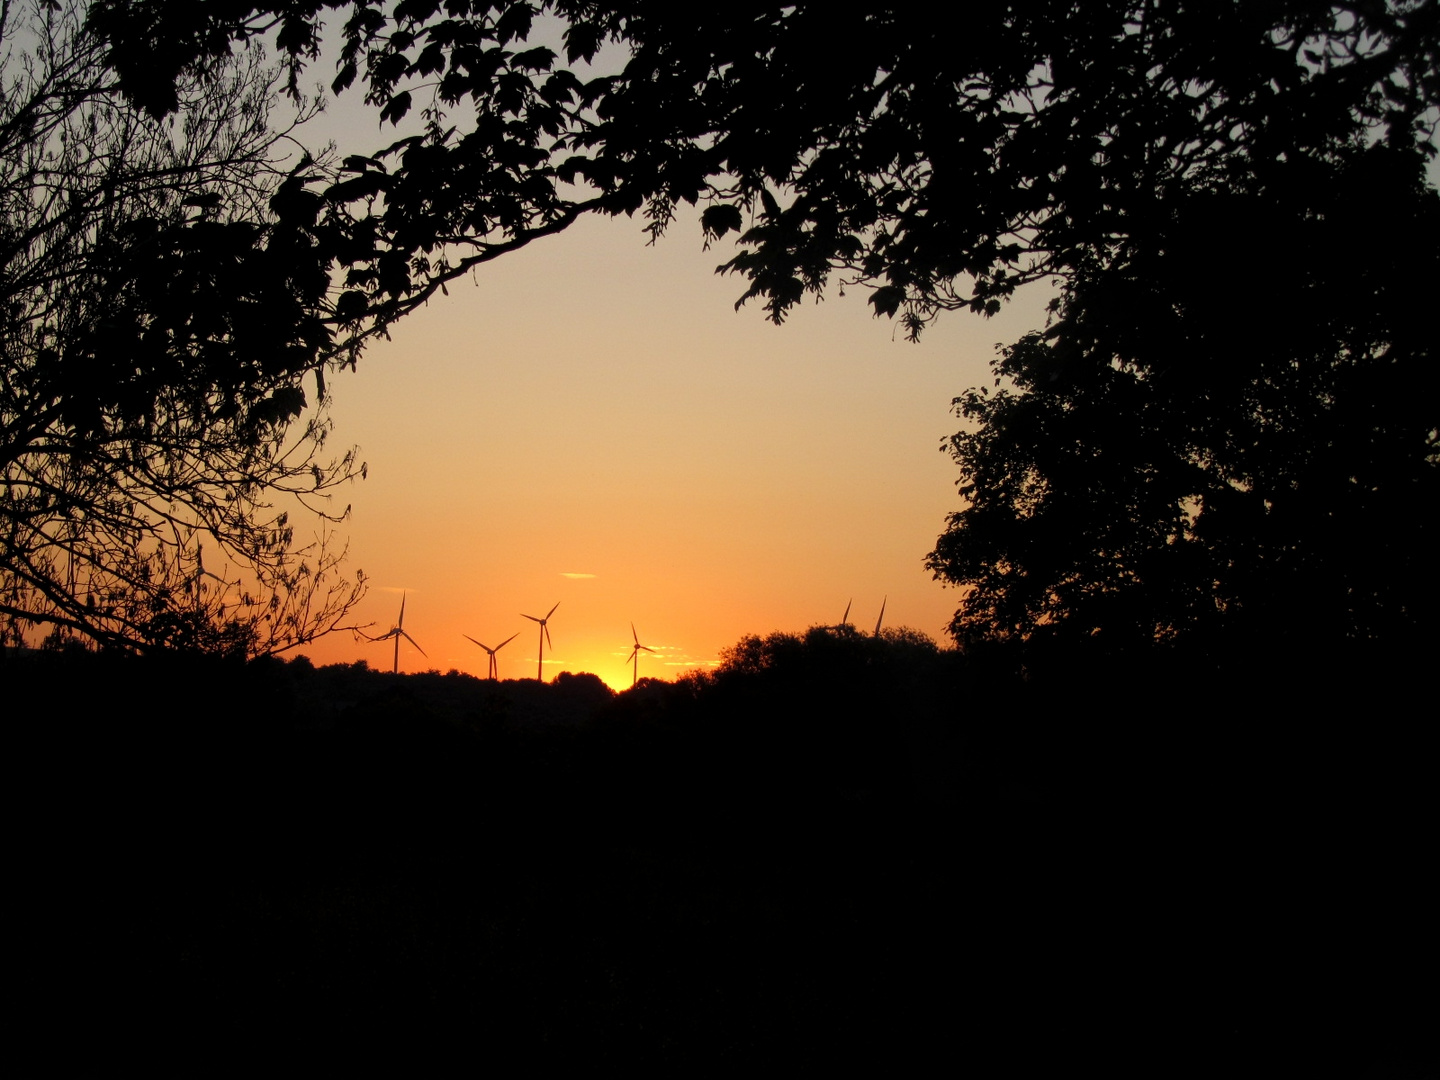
[18, 22, 1439, 690]
[226, 29, 1440, 691]
[285, 205, 1055, 690]
[58, 28, 1054, 689]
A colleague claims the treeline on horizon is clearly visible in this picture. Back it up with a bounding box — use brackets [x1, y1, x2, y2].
[11, 626, 1431, 1070]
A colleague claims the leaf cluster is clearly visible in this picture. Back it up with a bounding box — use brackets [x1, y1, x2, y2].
[57, 1, 1440, 661]
[2, 1, 364, 654]
[927, 142, 1440, 660]
[83, 3, 1439, 339]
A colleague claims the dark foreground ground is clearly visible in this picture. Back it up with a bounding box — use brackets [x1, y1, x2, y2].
[10, 646, 1434, 1074]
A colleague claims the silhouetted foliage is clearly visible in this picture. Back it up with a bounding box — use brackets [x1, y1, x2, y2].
[1, 2, 364, 653]
[10, 6, 1432, 1060]
[81, 1, 1440, 661]
[928, 139, 1439, 666]
[86, 1, 1440, 333]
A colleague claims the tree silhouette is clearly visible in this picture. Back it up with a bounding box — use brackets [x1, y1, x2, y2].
[927, 138, 1439, 664]
[86, 1, 1440, 333]
[49, 1, 1440, 656]
[1, 2, 363, 653]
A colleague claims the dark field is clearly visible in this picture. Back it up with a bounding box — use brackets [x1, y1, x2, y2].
[11, 645, 1432, 1073]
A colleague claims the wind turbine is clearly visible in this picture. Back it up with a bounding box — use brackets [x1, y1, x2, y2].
[369, 591, 427, 673]
[463, 631, 519, 680]
[874, 596, 887, 638]
[186, 542, 229, 602]
[626, 623, 656, 687]
[838, 598, 852, 630]
[520, 601, 559, 681]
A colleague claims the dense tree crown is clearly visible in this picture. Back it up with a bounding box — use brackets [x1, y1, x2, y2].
[2, 2, 361, 653]
[928, 144, 1438, 657]
[5, 1, 1435, 655]
[86, 1, 1438, 329]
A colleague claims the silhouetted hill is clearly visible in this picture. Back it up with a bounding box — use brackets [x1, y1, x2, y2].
[8, 637, 1431, 1073]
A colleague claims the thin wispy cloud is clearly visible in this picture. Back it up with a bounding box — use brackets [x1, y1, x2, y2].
[610, 641, 690, 656]
[656, 643, 720, 670]
[559, 572, 596, 579]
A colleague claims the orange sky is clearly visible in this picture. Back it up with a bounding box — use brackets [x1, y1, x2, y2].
[5, 20, 1058, 689]
[18, 18, 1440, 689]
[287, 17, 1439, 690]
[285, 202, 1054, 689]
[251, 22, 1041, 689]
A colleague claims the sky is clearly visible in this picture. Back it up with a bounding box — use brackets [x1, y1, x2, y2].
[154, 14, 1435, 689]
[57, 12, 1433, 690]
[176, 18, 1079, 690]
[286, 198, 1055, 688]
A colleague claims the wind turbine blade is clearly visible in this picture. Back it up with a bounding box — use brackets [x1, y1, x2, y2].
[521, 613, 541, 623]
[874, 596, 886, 637]
[401, 630, 427, 656]
[544, 624, 553, 649]
[842, 599, 851, 625]
[631, 622, 639, 645]
[546, 602, 560, 619]
[627, 646, 639, 663]
[496, 632, 520, 650]
[463, 634, 487, 649]
[640, 645, 656, 653]
[398, 591, 407, 628]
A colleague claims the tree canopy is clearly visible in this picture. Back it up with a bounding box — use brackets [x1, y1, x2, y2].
[86, 1, 1439, 332]
[926, 141, 1438, 662]
[1, 1, 362, 653]
[7, 0, 1435, 657]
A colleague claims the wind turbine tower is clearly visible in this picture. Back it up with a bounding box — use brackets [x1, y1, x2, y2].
[186, 542, 229, 603]
[464, 631, 520, 680]
[626, 623, 656, 687]
[521, 602, 559, 681]
[370, 592, 427, 673]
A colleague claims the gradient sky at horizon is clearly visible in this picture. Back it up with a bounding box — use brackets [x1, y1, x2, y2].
[16, 12, 1418, 690]
[151, 13, 1430, 690]
[286, 195, 1055, 688]
[174, 18, 1075, 690]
